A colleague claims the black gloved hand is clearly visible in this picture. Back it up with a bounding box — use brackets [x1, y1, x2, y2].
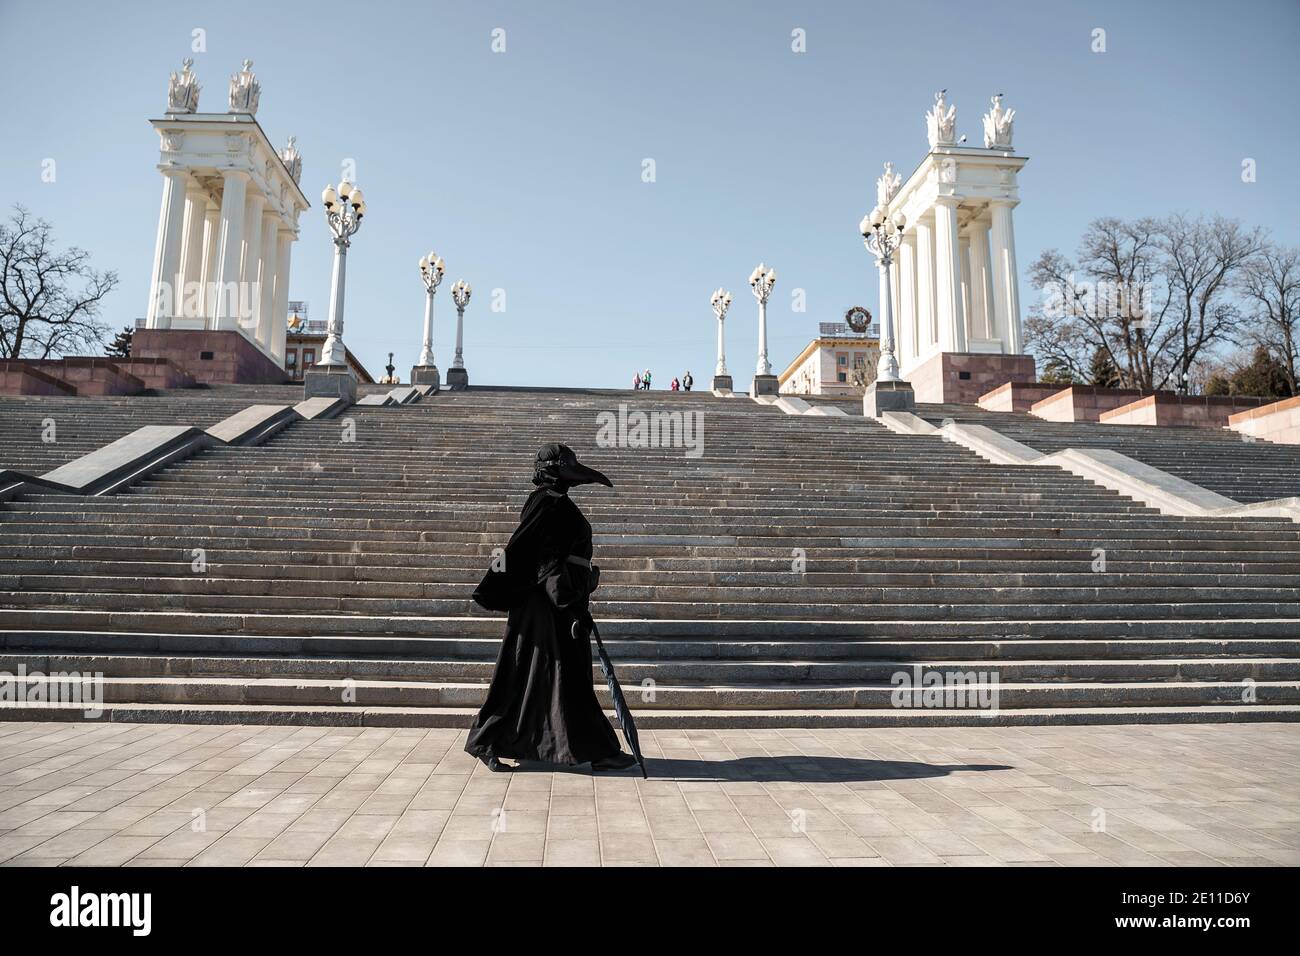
[571, 607, 594, 642]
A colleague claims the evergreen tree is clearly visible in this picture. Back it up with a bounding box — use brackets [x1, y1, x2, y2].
[1231, 347, 1291, 398]
[1087, 347, 1121, 387]
[1039, 358, 1077, 385]
[106, 326, 132, 358]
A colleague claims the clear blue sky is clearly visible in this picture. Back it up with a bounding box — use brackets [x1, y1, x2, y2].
[2, 0, 1297, 387]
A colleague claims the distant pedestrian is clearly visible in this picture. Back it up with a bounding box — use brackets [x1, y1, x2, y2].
[671, 377, 680, 391]
[682, 371, 693, 392]
[643, 370, 652, 390]
[633, 372, 641, 390]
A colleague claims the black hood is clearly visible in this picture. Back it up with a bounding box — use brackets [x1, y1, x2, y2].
[532, 443, 612, 493]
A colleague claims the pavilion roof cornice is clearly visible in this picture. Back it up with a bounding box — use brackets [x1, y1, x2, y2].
[149, 113, 310, 212]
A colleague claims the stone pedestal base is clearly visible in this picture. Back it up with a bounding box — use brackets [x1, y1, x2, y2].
[445, 367, 469, 390]
[411, 365, 441, 391]
[132, 328, 290, 386]
[304, 365, 357, 404]
[906, 351, 1036, 405]
[750, 374, 780, 397]
[712, 374, 733, 391]
[863, 379, 916, 417]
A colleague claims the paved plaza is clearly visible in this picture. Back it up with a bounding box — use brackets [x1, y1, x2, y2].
[0, 720, 1296, 867]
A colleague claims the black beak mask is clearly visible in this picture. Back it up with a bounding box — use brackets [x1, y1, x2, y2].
[532, 443, 612, 494]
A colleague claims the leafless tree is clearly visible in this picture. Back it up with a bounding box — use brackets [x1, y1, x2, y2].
[1158, 213, 1266, 391]
[1026, 217, 1174, 389]
[1238, 243, 1300, 393]
[0, 205, 119, 359]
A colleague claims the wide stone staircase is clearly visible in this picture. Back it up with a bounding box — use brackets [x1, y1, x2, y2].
[1, 386, 1299, 727]
[912, 402, 1300, 505]
[0, 389, 298, 474]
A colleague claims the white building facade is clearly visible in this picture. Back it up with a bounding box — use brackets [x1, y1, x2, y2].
[142, 59, 308, 365]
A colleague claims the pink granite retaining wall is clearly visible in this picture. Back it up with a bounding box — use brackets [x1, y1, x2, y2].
[1227, 395, 1300, 444]
[977, 381, 1067, 413]
[0, 361, 78, 396]
[1029, 385, 1169, 423]
[112, 357, 198, 390]
[21, 358, 145, 396]
[1100, 393, 1272, 428]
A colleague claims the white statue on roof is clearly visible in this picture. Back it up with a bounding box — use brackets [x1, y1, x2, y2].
[925, 89, 957, 148]
[982, 94, 1015, 149]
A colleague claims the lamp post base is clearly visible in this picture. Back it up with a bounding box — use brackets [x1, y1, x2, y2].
[712, 374, 733, 391]
[445, 367, 469, 390]
[863, 379, 915, 417]
[750, 374, 780, 397]
[411, 365, 441, 391]
[304, 365, 358, 404]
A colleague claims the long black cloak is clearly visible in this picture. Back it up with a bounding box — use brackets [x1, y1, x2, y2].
[464, 488, 621, 765]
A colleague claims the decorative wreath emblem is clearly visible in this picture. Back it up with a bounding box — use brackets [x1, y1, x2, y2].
[844, 306, 872, 333]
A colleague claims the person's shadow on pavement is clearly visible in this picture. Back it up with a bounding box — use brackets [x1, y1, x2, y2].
[514, 755, 1013, 782]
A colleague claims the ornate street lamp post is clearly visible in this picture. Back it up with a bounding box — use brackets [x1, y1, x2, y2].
[447, 279, 472, 390]
[710, 288, 733, 392]
[411, 252, 445, 389]
[749, 263, 779, 396]
[859, 205, 906, 383]
[858, 205, 916, 415]
[305, 180, 366, 401]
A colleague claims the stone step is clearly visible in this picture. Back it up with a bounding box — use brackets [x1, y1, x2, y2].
[5, 609, 1300, 639]
[3, 558, 1297, 588]
[4, 699, 1296, 728]
[8, 672, 1300, 709]
[7, 588, 1300, 620]
[17, 498, 1157, 519]
[4, 544, 1294, 570]
[5, 574, 1300, 608]
[8, 520, 1295, 545]
[4, 651, 1296, 684]
[5, 628, 1298, 660]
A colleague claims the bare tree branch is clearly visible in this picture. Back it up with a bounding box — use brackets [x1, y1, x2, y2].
[0, 204, 119, 359]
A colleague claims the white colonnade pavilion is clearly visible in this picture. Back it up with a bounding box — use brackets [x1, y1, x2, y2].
[873, 92, 1027, 383]
[143, 59, 309, 364]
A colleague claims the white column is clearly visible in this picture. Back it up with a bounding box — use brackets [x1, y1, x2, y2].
[914, 216, 936, 352]
[877, 258, 890, 355]
[255, 211, 279, 350]
[145, 170, 189, 329]
[958, 235, 972, 341]
[177, 181, 208, 323]
[875, 252, 900, 383]
[418, 289, 436, 366]
[989, 199, 1023, 354]
[897, 233, 917, 365]
[199, 201, 221, 326]
[978, 224, 997, 345]
[321, 240, 349, 366]
[715, 314, 727, 376]
[269, 229, 293, 363]
[756, 298, 771, 375]
[452, 306, 466, 368]
[891, 256, 901, 354]
[933, 197, 967, 353]
[967, 221, 995, 342]
[213, 171, 249, 331]
[238, 191, 266, 337]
